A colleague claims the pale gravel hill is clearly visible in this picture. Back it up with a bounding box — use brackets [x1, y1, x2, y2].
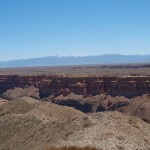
[0, 97, 86, 150]
[60, 112, 150, 150]
[0, 97, 150, 150]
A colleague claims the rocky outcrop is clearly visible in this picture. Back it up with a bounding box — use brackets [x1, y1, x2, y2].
[51, 93, 130, 113]
[0, 75, 149, 123]
[0, 75, 150, 99]
[118, 94, 150, 123]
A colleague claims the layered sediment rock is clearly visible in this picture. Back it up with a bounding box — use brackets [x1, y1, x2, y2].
[0, 75, 150, 98]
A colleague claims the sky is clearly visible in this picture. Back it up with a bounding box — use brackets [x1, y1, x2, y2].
[0, 0, 150, 61]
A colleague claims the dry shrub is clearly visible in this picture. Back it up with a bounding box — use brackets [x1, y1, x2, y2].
[144, 138, 150, 145]
[45, 146, 101, 150]
[82, 116, 94, 128]
[127, 118, 140, 129]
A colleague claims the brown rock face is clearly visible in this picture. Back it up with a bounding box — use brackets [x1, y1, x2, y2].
[118, 94, 150, 123]
[0, 75, 150, 123]
[0, 75, 150, 99]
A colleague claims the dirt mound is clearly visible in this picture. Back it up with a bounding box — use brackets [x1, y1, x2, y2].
[0, 97, 86, 150]
[46, 146, 100, 150]
[0, 97, 40, 115]
[0, 97, 150, 150]
[0, 86, 39, 100]
[118, 94, 150, 123]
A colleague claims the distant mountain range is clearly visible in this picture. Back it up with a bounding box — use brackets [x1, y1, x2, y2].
[0, 54, 150, 68]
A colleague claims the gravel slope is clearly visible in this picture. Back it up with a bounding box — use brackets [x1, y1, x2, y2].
[0, 97, 150, 150]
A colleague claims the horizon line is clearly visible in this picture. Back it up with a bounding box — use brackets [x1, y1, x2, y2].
[0, 53, 150, 62]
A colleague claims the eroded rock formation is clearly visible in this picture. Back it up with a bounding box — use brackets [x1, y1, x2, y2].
[0, 75, 150, 98]
[0, 75, 150, 122]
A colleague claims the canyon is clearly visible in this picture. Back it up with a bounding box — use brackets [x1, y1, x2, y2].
[0, 75, 150, 98]
[0, 74, 150, 122]
[0, 66, 150, 150]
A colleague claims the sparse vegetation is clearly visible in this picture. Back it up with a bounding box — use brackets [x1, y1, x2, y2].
[45, 146, 101, 150]
[128, 118, 140, 129]
[82, 116, 94, 128]
[117, 135, 125, 141]
[144, 138, 150, 145]
[116, 144, 125, 150]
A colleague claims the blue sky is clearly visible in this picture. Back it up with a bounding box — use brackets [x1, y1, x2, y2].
[0, 0, 150, 61]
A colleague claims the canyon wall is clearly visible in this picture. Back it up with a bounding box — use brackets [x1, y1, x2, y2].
[0, 75, 150, 98]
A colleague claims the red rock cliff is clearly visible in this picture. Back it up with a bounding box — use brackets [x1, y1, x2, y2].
[0, 75, 149, 98]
